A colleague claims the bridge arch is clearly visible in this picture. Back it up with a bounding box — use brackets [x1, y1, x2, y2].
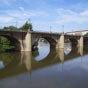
[43, 37, 56, 48]
[32, 36, 57, 50]
[0, 35, 21, 51]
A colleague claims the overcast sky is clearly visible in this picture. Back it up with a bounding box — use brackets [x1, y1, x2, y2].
[0, 0, 88, 32]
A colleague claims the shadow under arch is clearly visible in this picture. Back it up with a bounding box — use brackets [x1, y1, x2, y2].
[83, 38, 88, 47]
[43, 37, 56, 48]
[69, 38, 78, 47]
[0, 35, 21, 51]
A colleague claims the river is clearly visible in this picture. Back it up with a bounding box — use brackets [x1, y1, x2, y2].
[0, 42, 88, 88]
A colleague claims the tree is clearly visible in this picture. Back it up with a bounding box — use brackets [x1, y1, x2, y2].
[20, 21, 33, 31]
[3, 26, 18, 31]
[3, 20, 33, 31]
[9, 26, 17, 30]
[84, 33, 88, 37]
[0, 37, 15, 52]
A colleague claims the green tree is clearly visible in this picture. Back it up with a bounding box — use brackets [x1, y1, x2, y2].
[3, 26, 18, 31]
[9, 26, 17, 30]
[20, 21, 33, 31]
[3, 27, 9, 30]
[84, 33, 88, 37]
[0, 37, 15, 52]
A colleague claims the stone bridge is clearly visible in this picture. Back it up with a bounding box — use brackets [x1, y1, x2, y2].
[0, 30, 87, 51]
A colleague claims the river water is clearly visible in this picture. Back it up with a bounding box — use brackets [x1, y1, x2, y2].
[0, 42, 88, 88]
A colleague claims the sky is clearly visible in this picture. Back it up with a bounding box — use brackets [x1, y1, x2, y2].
[0, 0, 88, 32]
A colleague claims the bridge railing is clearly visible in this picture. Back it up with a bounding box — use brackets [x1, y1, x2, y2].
[0, 29, 62, 34]
[0, 29, 85, 37]
[0, 29, 28, 32]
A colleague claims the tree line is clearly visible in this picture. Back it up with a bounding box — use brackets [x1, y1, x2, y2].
[3, 21, 33, 31]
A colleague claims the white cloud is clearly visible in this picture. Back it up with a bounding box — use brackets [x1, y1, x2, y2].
[19, 6, 25, 11]
[7, 10, 36, 20]
[0, 8, 49, 28]
[0, 16, 14, 23]
[55, 8, 88, 24]
[0, 9, 36, 27]
[80, 11, 88, 16]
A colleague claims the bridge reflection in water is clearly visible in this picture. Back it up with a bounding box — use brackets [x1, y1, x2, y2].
[0, 44, 87, 80]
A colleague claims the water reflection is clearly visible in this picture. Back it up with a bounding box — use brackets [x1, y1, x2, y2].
[64, 43, 72, 55]
[0, 43, 88, 88]
[56, 48, 64, 63]
[21, 52, 32, 72]
[78, 46, 83, 56]
[35, 41, 50, 61]
[0, 61, 4, 69]
[0, 45, 86, 79]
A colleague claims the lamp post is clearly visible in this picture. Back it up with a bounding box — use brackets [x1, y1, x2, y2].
[62, 25, 64, 34]
[16, 21, 18, 29]
[50, 26, 52, 33]
[72, 29, 74, 35]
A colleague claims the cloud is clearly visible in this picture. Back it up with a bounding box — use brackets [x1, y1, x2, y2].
[0, 7, 49, 28]
[7, 10, 36, 20]
[0, 16, 14, 23]
[80, 11, 88, 16]
[55, 8, 88, 24]
[19, 6, 25, 11]
[6, 9, 48, 20]
[0, 8, 35, 26]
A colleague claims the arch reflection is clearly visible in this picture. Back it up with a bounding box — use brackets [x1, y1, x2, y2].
[0, 45, 87, 80]
[56, 48, 64, 63]
[78, 46, 83, 56]
[21, 52, 32, 73]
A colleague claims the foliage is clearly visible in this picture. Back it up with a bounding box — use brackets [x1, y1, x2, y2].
[65, 39, 70, 43]
[20, 21, 33, 31]
[0, 52, 21, 67]
[3, 26, 18, 31]
[40, 39, 49, 44]
[84, 33, 88, 37]
[3, 21, 33, 31]
[0, 37, 15, 52]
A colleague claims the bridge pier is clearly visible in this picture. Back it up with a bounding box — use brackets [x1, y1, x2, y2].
[78, 36, 83, 47]
[56, 33, 64, 49]
[25, 32, 32, 51]
[20, 32, 32, 52]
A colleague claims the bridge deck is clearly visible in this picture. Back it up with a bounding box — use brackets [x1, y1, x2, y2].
[0, 30, 83, 37]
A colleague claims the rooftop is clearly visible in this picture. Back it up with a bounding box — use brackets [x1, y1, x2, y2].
[67, 30, 88, 33]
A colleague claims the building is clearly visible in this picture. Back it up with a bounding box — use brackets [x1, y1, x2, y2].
[66, 30, 88, 36]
